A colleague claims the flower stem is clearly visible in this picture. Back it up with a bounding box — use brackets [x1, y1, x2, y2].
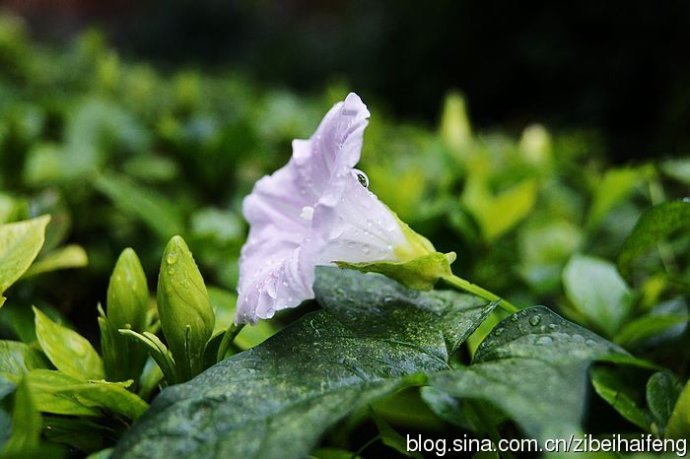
[216, 323, 245, 362]
[443, 274, 519, 313]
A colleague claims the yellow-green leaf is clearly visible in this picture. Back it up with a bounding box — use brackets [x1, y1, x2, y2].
[0, 216, 50, 308]
[33, 307, 104, 380]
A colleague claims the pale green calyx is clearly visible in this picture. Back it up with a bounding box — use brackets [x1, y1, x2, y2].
[157, 235, 215, 382]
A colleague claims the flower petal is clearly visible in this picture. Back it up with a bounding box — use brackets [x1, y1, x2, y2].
[304, 171, 408, 269]
[293, 93, 370, 199]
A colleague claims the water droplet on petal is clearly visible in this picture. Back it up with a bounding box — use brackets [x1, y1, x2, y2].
[352, 169, 369, 188]
[166, 253, 178, 265]
[529, 315, 541, 326]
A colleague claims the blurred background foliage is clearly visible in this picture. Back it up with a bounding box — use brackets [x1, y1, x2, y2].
[5, 0, 690, 161]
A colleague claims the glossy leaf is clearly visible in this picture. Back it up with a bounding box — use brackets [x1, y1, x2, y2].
[33, 307, 104, 380]
[0, 216, 50, 307]
[426, 306, 626, 440]
[111, 267, 494, 459]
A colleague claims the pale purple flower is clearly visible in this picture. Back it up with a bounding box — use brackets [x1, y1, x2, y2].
[236, 93, 433, 324]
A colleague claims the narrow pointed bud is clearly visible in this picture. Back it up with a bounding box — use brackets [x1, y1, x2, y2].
[107, 248, 149, 332]
[157, 236, 214, 381]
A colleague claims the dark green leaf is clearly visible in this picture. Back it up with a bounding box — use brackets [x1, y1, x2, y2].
[618, 200, 690, 280]
[370, 409, 423, 458]
[33, 307, 104, 380]
[590, 366, 650, 430]
[111, 267, 494, 459]
[0, 216, 50, 308]
[646, 372, 683, 433]
[3, 378, 41, 453]
[427, 306, 626, 440]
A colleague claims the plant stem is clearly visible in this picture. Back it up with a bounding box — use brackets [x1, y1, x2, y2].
[216, 323, 245, 362]
[443, 274, 519, 313]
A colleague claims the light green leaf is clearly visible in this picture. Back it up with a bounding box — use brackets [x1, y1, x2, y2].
[27, 369, 148, 420]
[336, 252, 455, 290]
[0, 341, 47, 383]
[464, 179, 538, 241]
[22, 245, 88, 278]
[590, 366, 650, 430]
[563, 254, 634, 336]
[3, 378, 41, 454]
[618, 200, 690, 280]
[94, 173, 184, 239]
[111, 267, 495, 459]
[33, 307, 104, 380]
[27, 369, 100, 416]
[646, 372, 683, 433]
[426, 306, 626, 441]
[666, 379, 690, 439]
[587, 167, 641, 229]
[0, 216, 50, 308]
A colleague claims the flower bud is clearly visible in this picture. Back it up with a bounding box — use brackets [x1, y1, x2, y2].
[157, 236, 214, 381]
[107, 248, 149, 332]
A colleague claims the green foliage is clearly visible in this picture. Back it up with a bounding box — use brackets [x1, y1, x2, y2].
[111, 268, 495, 458]
[426, 306, 627, 440]
[0, 16, 689, 458]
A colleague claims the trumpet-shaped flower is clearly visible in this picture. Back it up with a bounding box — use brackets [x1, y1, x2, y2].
[236, 93, 434, 324]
